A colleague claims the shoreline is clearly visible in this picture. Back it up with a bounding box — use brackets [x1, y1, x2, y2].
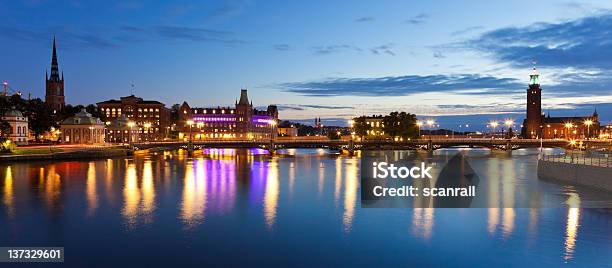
[0, 148, 130, 162]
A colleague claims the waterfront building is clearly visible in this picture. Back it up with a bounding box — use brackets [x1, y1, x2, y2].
[60, 109, 105, 144]
[1, 108, 29, 145]
[522, 67, 600, 139]
[363, 115, 386, 137]
[45, 37, 65, 113]
[105, 115, 138, 143]
[178, 89, 278, 140]
[278, 126, 298, 137]
[97, 95, 171, 141]
[599, 125, 612, 139]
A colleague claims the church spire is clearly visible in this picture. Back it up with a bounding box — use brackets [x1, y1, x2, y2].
[49, 36, 60, 81]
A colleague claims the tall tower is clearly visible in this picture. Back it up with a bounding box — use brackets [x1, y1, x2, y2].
[45, 37, 65, 113]
[235, 89, 253, 137]
[525, 66, 542, 138]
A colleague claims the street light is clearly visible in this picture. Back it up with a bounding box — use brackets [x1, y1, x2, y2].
[186, 120, 194, 142]
[584, 119, 593, 139]
[127, 121, 135, 146]
[416, 121, 423, 138]
[504, 119, 514, 138]
[564, 122, 573, 139]
[426, 120, 435, 140]
[489, 121, 498, 139]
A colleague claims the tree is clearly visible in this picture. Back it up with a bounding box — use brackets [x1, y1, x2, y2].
[353, 116, 371, 139]
[0, 119, 10, 139]
[382, 111, 418, 140]
[170, 103, 180, 123]
[24, 98, 55, 141]
[327, 131, 341, 140]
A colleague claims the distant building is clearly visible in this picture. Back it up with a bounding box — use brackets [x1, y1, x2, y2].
[179, 89, 278, 140]
[1, 108, 29, 145]
[97, 95, 171, 141]
[105, 115, 138, 143]
[601, 125, 612, 139]
[45, 37, 65, 113]
[278, 126, 298, 137]
[361, 115, 386, 137]
[522, 67, 600, 139]
[60, 109, 105, 144]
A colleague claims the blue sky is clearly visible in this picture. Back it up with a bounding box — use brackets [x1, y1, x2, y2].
[1, 0, 612, 130]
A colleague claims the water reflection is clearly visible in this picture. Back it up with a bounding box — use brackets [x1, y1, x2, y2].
[3, 167, 14, 218]
[264, 159, 279, 229]
[142, 160, 156, 223]
[86, 162, 98, 216]
[0, 148, 610, 266]
[181, 160, 206, 229]
[123, 163, 140, 228]
[412, 208, 434, 240]
[564, 193, 581, 261]
[343, 158, 358, 233]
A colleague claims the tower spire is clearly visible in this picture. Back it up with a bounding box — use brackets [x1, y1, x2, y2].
[49, 36, 60, 81]
[529, 60, 539, 85]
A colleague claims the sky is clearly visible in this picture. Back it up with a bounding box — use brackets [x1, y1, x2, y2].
[1, 0, 612, 130]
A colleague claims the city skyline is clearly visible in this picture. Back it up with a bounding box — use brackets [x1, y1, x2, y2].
[1, 1, 612, 129]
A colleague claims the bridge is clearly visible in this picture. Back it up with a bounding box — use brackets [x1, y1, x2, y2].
[131, 138, 612, 152]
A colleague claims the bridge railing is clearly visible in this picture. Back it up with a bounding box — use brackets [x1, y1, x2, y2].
[541, 152, 611, 168]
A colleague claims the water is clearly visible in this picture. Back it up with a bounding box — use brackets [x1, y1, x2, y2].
[0, 148, 611, 267]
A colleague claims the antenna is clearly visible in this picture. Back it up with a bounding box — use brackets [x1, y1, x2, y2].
[130, 82, 135, 95]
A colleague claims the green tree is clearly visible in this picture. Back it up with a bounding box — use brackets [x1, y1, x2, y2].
[24, 98, 55, 141]
[353, 116, 371, 139]
[383, 111, 418, 140]
[327, 130, 341, 140]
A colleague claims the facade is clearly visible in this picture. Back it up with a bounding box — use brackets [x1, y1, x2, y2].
[364, 116, 385, 137]
[522, 67, 600, 139]
[178, 89, 278, 140]
[1, 108, 29, 145]
[105, 115, 139, 143]
[45, 37, 65, 113]
[278, 126, 298, 137]
[601, 125, 612, 139]
[97, 95, 171, 141]
[60, 109, 105, 144]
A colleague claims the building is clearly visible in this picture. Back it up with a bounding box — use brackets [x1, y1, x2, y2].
[60, 109, 105, 144]
[45, 37, 65, 113]
[364, 115, 385, 137]
[105, 115, 138, 143]
[522, 67, 600, 139]
[278, 126, 298, 137]
[178, 89, 278, 140]
[601, 125, 612, 139]
[97, 95, 171, 141]
[1, 108, 29, 145]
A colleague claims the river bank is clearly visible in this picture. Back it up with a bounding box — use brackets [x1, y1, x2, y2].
[0, 147, 129, 162]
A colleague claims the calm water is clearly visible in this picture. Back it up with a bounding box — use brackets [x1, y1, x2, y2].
[0, 148, 611, 267]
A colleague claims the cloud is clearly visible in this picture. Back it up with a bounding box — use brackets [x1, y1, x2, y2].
[273, 44, 291, 51]
[269, 104, 354, 111]
[370, 44, 395, 56]
[310, 45, 362, 55]
[355, 17, 375, 22]
[404, 13, 428, 25]
[153, 25, 246, 44]
[278, 74, 523, 97]
[433, 51, 445, 58]
[450, 26, 484, 36]
[0, 26, 118, 49]
[465, 11, 612, 69]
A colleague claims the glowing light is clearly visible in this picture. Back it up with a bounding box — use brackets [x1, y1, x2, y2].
[416, 121, 423, 127]
[426, 120, 435, 127]
[504, 120, 514, 127]
[186, 120, 194, 126]
[584, 120, 593, 126]
[489, 121, 499, 128]
[565, 123, 573, 128]
[127, 122, 135, 128]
